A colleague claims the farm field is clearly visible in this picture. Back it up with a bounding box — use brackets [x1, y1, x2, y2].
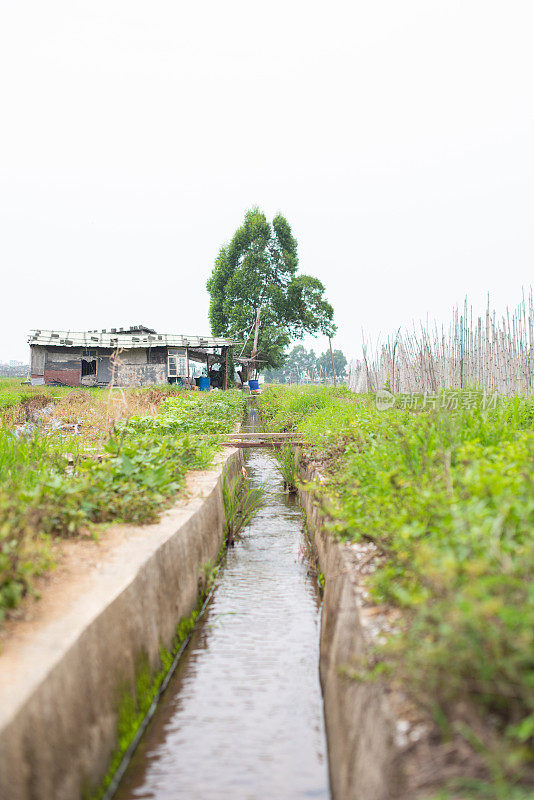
[2, 373, 533, 798]
[259, 385, 534, 799]
[0, 378, 244, 621]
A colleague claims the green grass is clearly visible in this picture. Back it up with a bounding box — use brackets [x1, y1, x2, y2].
[0, 390, 244, 620]
[259, 385, 534, 792]
[0, 378, 66, 413]
[0, 377, 112, 408]
[0, 377, 195, 414]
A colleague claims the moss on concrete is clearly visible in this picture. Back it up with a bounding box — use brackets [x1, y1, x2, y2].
[87, 458, 238, 799]
[87, 577, 213, 800]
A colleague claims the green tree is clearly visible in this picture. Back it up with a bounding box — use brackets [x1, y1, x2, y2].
[206, 207, 335, 381]
[317, 349, 347, 379]
[265, 345, 317, 382]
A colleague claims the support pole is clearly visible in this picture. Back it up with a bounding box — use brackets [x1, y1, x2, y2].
[329, 337, 337, 387]
[223, 347, 228, 390]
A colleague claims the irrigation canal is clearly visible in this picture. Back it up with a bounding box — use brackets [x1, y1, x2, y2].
[113, 415, 330, 799]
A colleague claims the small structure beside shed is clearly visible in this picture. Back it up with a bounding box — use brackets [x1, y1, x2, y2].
[28, 325, 237, 389]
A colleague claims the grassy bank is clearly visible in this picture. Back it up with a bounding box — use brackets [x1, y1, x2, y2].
[0, 388, 244, 620]
[0, 377, 116, 412]
[259, 385, 534, 797]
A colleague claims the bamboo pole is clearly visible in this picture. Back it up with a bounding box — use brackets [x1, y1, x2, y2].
[329, 337, 337, 387]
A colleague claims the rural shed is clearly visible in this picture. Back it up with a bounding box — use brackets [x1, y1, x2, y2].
[28, 326, 237, 388]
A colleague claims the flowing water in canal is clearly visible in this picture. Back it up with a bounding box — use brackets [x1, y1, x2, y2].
[114, 433, 329, 799]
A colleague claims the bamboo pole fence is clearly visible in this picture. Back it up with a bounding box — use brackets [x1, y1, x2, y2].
[347, 291, 534, 396]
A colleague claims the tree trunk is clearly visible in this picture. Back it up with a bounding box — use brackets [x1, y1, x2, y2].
[250, 306, 262, 372]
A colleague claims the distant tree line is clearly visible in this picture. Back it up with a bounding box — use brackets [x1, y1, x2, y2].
[264, 344, 347, 383]
[0, 363, 28, 378]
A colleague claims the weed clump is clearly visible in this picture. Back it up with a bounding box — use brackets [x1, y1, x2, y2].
[275, 445, 299, 493]
[221, 467, 264, 546]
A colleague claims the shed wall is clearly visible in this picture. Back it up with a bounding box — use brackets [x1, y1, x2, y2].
[30, 346, 46, 377]
[120, 349, 148, 365]
[116, 363, 167, 386]
[147, 347, 167, 365]
[44, 350, 81, 386]
[34, 345, 173, 387]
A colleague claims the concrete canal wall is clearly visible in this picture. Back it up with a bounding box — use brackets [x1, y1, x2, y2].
[0, 448, 241, 800]
[299, 469, 407, 800]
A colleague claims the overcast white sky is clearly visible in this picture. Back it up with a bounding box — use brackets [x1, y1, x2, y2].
[1, 1, 532, 363]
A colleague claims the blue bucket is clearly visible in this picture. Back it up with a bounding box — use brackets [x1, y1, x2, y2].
[248, 379, 259, 391]
[198, 376, 211, 392]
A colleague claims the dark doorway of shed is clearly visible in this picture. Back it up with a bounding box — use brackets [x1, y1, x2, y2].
[81, 359, 97, 377]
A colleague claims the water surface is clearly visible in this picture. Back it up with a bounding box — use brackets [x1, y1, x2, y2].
[114, 444, 329, 800]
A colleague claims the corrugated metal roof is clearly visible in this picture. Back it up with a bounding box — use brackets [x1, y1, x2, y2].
[28, 329, 237, 350]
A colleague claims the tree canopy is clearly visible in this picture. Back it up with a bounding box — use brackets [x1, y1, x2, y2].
[206, 208, 335, 373]
[317, 348, 347, 379]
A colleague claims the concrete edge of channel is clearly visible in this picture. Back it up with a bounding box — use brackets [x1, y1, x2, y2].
[299, 467, 406, 800]
[0, 446, 243, 800]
